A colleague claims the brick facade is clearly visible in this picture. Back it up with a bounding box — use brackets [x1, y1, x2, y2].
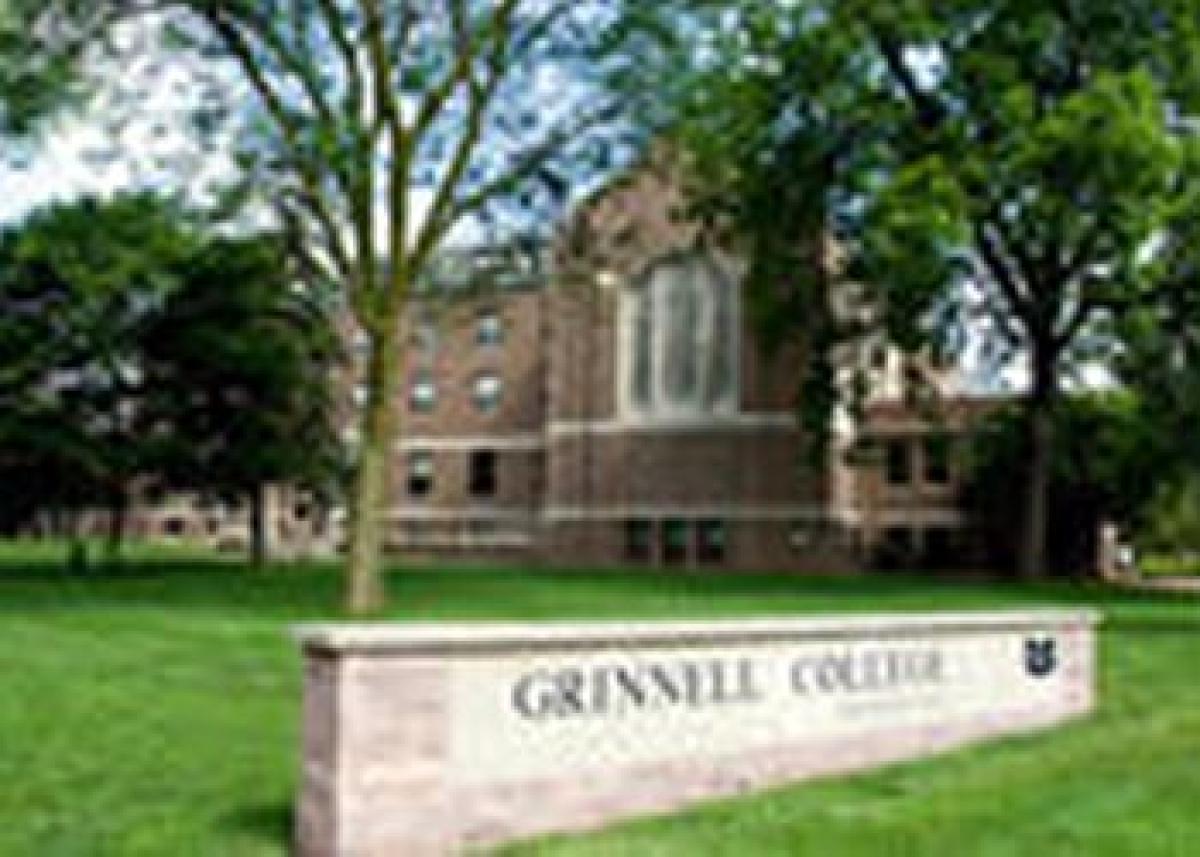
[361, 169, 994, 573]
[379, 275, 863, 571]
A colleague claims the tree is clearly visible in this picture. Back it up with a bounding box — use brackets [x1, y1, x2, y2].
[962, 394, 1163, 576]
[139, 234, 342, 565]
[0, 193, 198, 554]
[645, 0, 1200, 578]
[1113, 224, 1200, 561]
[15, 0, 646, 611]
[0, 193, 339, 566]
[0, 0, 82, 135]
[1139, 474, 1200, 560]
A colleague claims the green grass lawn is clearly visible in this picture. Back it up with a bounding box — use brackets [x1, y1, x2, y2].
[0, 543, 1197, 856]
[1141, 553, 1200, 577]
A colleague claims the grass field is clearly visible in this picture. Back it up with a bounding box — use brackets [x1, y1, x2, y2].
[1141, 553, 1200, 577]
[0, 543, 1197, 856]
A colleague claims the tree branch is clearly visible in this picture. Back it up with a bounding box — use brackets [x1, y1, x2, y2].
[410, 0, 501, 141]
[446, 102, 620, 228]
[311, 0, 365, 129]
[871, 33, 946, 130]
[974, 220, 1031, 317]
[199, 6, 370, 313]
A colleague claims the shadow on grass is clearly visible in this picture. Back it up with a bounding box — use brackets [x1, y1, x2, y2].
[0, 556, 247, 582]
[0, 552, 345, 618]
[221, 800, 294, 850]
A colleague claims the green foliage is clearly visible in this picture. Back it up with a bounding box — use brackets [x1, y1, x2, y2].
[643, 0, 1200, 575]
[0, 194, 198, 530]
[0, 0, 82, 135]
[1139, 474, 1200, 556]
[657, 0, 1200, 378]
[0, 194, 340, 542]
[962, 394, 1163, 575]
[138, 234, 343, 505]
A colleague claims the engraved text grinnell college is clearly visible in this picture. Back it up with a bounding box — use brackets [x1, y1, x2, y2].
[512, 647, 946, 721]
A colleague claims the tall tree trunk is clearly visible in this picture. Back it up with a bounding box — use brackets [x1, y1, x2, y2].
[66, 509, 88, 574]
[1019, 353, 1056, 580]
[346, 327, 401, 614]
[105, 484, 128, 564]
[249, 484, 267, 568]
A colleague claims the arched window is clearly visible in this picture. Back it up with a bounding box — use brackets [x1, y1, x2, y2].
[663, 266, 700, 404]
[624, 255, 738, 418]
[631, 285, 654, 408]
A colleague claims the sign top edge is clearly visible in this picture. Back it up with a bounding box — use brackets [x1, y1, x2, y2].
[291, 608, 1102, 655]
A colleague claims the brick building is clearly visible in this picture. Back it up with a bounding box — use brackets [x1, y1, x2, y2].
[341, 167, 1000, 572]
[98, 165, 997, 571]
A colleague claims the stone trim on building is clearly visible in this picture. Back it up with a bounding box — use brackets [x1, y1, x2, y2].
[547, 413, 798, 437]
[395, 434, 546, 451]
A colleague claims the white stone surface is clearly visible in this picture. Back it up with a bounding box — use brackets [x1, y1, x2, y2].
[294, 609, 1100, 652]
[295, 609, 1099, 856]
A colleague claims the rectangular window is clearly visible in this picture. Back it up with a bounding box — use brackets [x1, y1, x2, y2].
[881, 526, 915, 569]
[409, 373, 437, 413]
[469, 449, 497, 498]
[923, 435, 952, 485]
[476, 309, 504, 346]
[662, 519, 688, 566]
[885, 439, 912, 486]
[408, 451, 433, 498]
[472, 373, 503, 413]
[696, 520, 727, 564]
[623, 519, 653, 563]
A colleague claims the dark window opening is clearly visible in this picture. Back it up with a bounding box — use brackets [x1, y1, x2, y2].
[885, 440, 912, 486]
[879, 526, 916, 569]
[163, 517, 186, 537]
[697, 520, 727, 564]
[624, 519, 653, 563]
[662, 519, 688, 566]
[469, 449, 497, 498]
[924, 436, 952, 485]
[408, 451, 434, 498]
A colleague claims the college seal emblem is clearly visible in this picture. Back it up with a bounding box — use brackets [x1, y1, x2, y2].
[1024, 637, 1058, 678]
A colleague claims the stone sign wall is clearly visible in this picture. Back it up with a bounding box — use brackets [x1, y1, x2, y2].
[295, 610, 1098, 856]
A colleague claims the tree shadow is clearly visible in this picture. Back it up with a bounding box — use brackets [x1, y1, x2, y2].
[222, 800, 294, 851]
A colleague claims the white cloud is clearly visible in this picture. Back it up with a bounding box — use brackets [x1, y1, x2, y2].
[0, 16, 237, 224]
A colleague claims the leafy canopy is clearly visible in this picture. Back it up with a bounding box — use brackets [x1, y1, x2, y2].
[0, 192, 339, 537]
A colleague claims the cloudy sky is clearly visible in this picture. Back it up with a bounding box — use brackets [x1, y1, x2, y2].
[0, 16, 240, 226]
